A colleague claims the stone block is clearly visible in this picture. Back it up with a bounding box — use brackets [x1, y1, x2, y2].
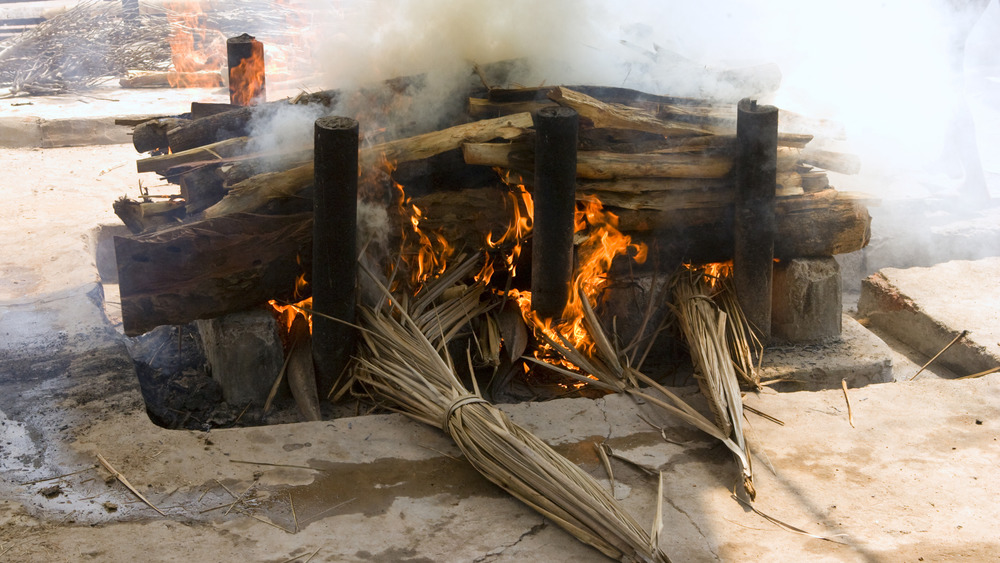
[40, 117, 133, 148]
[771, 257, 842, 343]
[195, 308, 285, 406]
[0, 117, 43, 148]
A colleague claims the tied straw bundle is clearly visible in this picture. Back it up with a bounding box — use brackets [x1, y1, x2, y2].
[349, 257, 669, 563]
[671, 268, 754, 499]
[527, 282, 756, 501]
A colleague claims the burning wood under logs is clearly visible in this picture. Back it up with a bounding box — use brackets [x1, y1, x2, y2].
[113, 75, 872, 390]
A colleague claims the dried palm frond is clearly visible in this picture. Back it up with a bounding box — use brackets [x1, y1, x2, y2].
[0, 1, 172, 94]
[351, 259, 669, 563]
[671, 269, 754, 499]
[527, 285, 755, 500]
[712, 275, 763, 389]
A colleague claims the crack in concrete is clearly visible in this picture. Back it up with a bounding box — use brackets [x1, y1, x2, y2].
[663, 496, 721, 561]
[472, 520, 547, 562]
[594, 397, 614, 440]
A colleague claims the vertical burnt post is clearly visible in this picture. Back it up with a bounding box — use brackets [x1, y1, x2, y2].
[531, 106, 579, 320]
[734, 98, 778, 342]
[313, 116, 359, 399]
[227, 33, 265, 106]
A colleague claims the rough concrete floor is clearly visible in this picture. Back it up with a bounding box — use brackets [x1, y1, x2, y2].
[1, 88, 999, 562]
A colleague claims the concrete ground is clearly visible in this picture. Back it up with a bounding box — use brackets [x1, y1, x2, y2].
[1, 86, 999, 562]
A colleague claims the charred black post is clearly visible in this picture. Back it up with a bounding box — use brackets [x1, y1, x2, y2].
[531, 106, 579, 320]
[227, 33, 265, 106]
[313, 116, 359, 398]
[734, 98, 778, 342]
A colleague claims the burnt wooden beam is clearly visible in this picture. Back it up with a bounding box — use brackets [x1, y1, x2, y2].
[114, 213, 312, 336]
[228, 33, 265, 106]
[312, 116, 359, 398]
[166, 108, 255, 154]
[733, 98, 779, 342]
[531, 106, 579, 319]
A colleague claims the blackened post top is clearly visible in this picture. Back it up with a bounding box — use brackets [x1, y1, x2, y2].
[537, 105, 579, 121]
[315, 116, 359, 131]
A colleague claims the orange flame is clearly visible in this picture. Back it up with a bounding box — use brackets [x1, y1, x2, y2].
[269, 296, 312, 336]
[685, 260, 733, 290]
[387, 157, 457, 292]
[268, 256, 312, 337]
[485, 171, 534, 283]
[229, 40, 266, 106]
[510, 194, 647, 360]
[164, 2, 226, 88]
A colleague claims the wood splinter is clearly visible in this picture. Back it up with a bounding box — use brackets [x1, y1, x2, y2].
[909, 330, 970, 381]
[841, 379, 855, 429]
[96, 453, 165, 516]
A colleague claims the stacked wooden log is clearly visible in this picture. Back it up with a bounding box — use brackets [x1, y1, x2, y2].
[115, 81, 872, 337]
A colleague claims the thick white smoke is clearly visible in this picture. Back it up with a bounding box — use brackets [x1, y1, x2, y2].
[297, 0, 996, 202]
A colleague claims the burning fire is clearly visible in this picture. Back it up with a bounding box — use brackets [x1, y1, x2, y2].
[694, 260, 733, 289]
[484, 173, 534, 282]
[164, 2, 227, 87]
[229, 37, 266, 106]
[269, 263, 311, 339]
[511, 194, 647, 359]
[388, 161, 458, 292]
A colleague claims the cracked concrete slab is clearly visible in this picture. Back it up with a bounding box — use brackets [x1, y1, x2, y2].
[858, 258, 1000, 378]
[0, 89, 997, 562]
[2, 355, 999, 562]
[0, 87, 218, 148]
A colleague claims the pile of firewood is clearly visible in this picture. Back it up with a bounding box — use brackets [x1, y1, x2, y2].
[113, 76, 872, 337]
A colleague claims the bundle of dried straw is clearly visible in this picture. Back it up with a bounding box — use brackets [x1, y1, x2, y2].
[350, 259, 669, 563]
[528, 282, 756, 501]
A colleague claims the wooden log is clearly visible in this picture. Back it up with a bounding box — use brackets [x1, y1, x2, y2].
[115, 212, 312, 336]
[219, 150, 313, 188]
[287, 315, 321, 421]
[191, 101, 239, 119]
[548, 86, 712, 136]
[615, 189, 872, 261]
[463, 142, 734, 179]
[137, 137, 250, 174]
[204, 113, 534, 218]
[577, 151, 733, 180]
[488, 85, 711, 106]
[132, 117, 186, 153]
[162, 90, 340, 154]
[801, 169, 830, 192]
[112, 197, 185, 234]
[800, 147, 862, 175]
[178, 167, 226, 214]
[166, 107, 256, 154]
[119, 70, 224, 89]
[409, 187, 870, 262]
[468, 97, 557, 119]
[464, 142, 799, 180]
